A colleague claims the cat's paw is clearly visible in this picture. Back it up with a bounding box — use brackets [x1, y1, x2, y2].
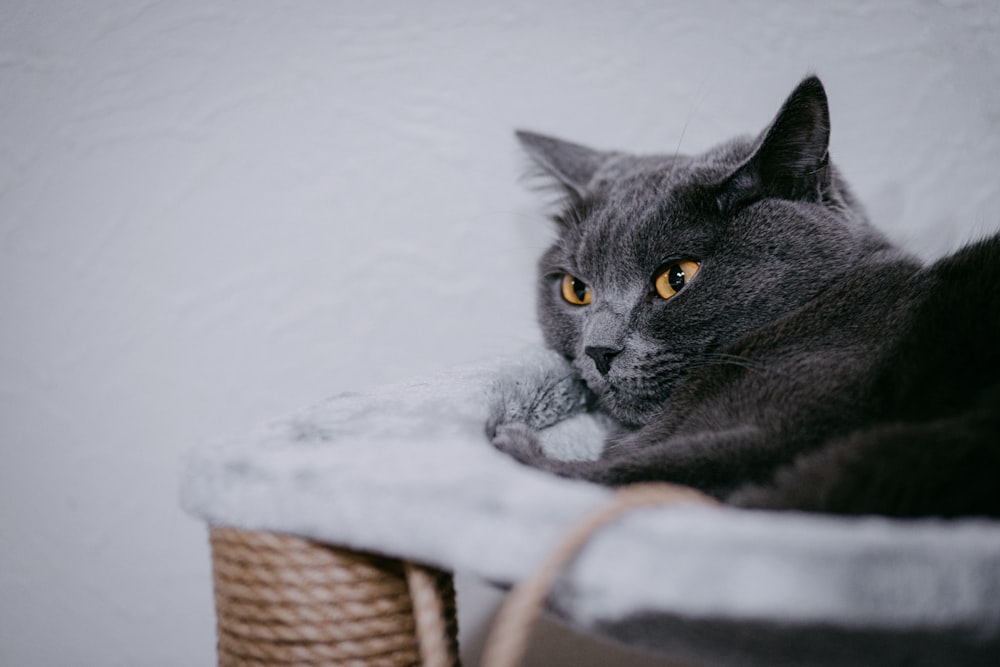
[491, 422, 548, 466]
[487, 366, 589, 434]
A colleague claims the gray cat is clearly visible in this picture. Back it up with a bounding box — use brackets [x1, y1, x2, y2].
[492, 76, 1000, 517]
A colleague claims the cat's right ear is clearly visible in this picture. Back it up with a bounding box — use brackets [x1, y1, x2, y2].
[716, 76, 832, 213]
[516, 130, 608, 201]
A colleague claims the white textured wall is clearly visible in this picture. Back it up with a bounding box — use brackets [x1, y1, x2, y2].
[2, 2, 999, 665]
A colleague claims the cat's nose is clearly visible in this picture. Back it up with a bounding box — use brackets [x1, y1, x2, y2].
[585, 346, 622, 375]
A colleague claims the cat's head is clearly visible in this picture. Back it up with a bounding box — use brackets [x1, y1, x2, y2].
[520, 76, 893, 426]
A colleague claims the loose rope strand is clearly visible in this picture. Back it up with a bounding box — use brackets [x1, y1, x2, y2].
[405, 563, 461, 667]
[480, 483, 719, 667]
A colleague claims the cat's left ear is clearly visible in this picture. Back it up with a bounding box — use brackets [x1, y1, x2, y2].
[516, 130, 609, 200]
[718, 76, 831, 211]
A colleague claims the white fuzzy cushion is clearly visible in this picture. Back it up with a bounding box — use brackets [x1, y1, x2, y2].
[180, 347, 1000, 665]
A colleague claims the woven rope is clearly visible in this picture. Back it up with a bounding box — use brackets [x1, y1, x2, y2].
[209, 527, 460, 666]
[480, 483, 719, 667]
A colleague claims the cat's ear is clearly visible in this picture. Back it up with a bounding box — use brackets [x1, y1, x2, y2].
[718, 76, 831, 211]
[516, 130, 608, 200]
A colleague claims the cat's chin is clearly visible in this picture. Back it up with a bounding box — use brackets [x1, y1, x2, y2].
[590, 385, 662, 428]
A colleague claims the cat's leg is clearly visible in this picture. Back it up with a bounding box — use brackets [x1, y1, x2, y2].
[492, 420, 767, 492]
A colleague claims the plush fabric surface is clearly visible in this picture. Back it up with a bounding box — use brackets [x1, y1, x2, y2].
[181, 347, 1000, 665]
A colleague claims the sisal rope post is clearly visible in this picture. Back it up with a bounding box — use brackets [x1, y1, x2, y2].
[480, 483, 719, 667]
[209, 527, 460, 666]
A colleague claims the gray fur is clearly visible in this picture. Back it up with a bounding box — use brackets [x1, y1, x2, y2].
[493, 76, 1000, 517]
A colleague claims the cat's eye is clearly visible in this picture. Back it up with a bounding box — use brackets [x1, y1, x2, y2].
[654, 259, 701, 300]
[560, 274, 592, 306]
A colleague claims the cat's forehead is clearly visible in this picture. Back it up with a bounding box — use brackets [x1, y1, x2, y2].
[593, 136, 751, 190]
[563, 155, 731, 283]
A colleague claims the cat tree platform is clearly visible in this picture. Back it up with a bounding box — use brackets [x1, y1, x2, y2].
[180, 348, 1000, 666]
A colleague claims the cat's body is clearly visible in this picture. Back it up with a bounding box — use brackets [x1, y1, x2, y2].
[492, 77, 1000, 517]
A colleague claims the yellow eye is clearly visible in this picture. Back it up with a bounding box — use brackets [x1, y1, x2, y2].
[560, 273, 592, 306]
[654, 259, 700, 300]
